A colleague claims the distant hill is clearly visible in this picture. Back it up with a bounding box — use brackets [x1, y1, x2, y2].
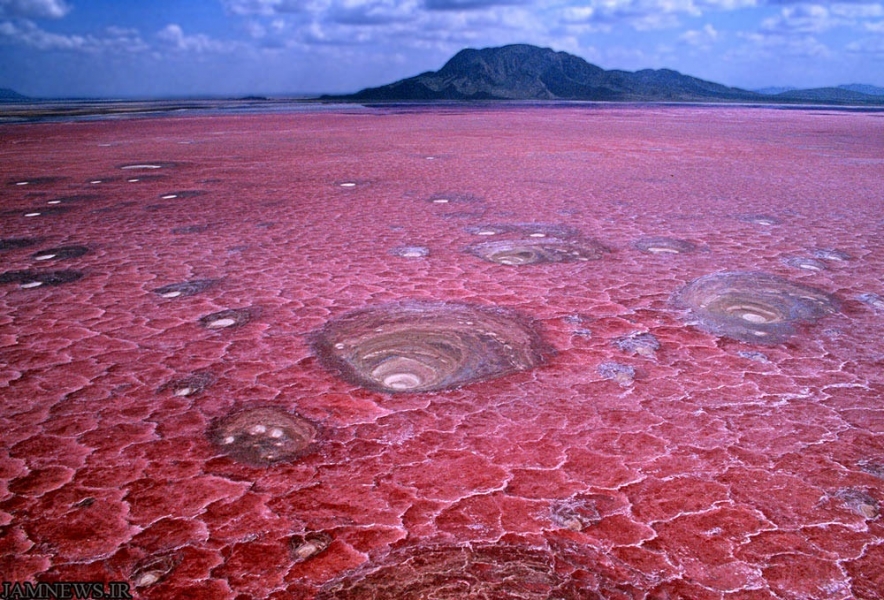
[772, 87, 884, 104]
[323, 45, 884, 106]
[324, 44, 762, 103]
[0, 88, 29, 102]
[838, 84, 884, 96]
[754, 86, 797, 95]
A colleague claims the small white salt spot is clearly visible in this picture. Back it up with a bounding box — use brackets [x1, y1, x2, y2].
[249, 424, 267, 435]
[15, 181, 29, 186]
[24, 212, 41, 217]
[432, 198, 449, 204]
[400, 250, 424, 258]
[477, 230, 497, 236]
[47, 200, 61, 205]
[34, 254, 55, 261]
[222, 436, 235, 445]
[268, 427, 285, 439]
[741, 313, 768, 324]
[161, 194, 178, 199]
[174, 387, 193, 397]
[161, 290, 183, 298]
[128, 178, 140, 183]
[121, 164, 162, 170]
[21, 281, 43, 288]
[529, 233, 546, 238]
[134, 572, 160, 587]
[207, 317, 237, 328]
[339, 182, 357, 187]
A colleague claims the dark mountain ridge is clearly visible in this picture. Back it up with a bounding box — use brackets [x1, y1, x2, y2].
[0, 88, 29, 102]
[324, 44, 884, 105]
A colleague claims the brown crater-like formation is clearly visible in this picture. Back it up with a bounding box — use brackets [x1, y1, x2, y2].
[209, 407, 318, 466]
[198, 308, 255, 330]
[117, 162, 179, 171]
[0, 270, 84, 288]
[633, 237, 696, 255]
[312, 301, 549, 393]
[674, 271, 838, 344]
[316, 542, 619, 600]
[157, 372, 214, 397]
[152, 279, 217, 299]
[466, 238, 605, 266]
[31, 245, 90, 262]
[782, 256, 827, 272]
[739, 214, 781, 226]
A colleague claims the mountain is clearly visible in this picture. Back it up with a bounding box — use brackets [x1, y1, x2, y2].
[325, 44, 762, 102]
[838, 84, 884, 96]
[754, 86, 797, 95]
[771, 87, 884, 104]
[0, 88, 29, 102]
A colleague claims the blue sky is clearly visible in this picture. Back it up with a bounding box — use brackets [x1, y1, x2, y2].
[1, 0, 882, 98]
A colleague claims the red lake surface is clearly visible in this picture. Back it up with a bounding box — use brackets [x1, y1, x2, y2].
[1, 105, 883, 599]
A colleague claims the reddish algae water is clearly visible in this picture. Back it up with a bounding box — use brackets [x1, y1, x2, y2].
[1, 105, 883, 599]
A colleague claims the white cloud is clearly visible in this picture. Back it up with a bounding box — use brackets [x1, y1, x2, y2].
[157, 24, 242, 53]
[0, 19, 146, 51]
[0, 0, 69, 19]
[736, 30, 831, 57]
[830, 2, 884, 19]
[846, 35, 884, 53]
[761, 4, 833, 33]
[222, 0, 309, 15]
[679, 22, 718, 45]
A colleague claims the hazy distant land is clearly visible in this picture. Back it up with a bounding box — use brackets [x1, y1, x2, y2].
[2, 44, 883, 121]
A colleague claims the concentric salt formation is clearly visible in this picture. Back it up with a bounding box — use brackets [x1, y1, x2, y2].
[857, 293, 884, 311]
[467, 238, 605, 266]
[833, 488, 879, 520]
[782, 256, 827, 271]
[465, 223, 606, 266]
[199, 308, 255, 330]
[391, 245, 429, 259]
[633, 237, 696, 255]
[209, 407, 318, 466]
[0, 270, 83, 288]
[158, 372, 214, 397]
[152, 279, 216, 298]
[673, 271, 838, 344]
[739, 214, 781, 226]
[7, 176, 66, 186]
[17, 206, 71, 218]
[118, 162, 177, 170]
[31, 245, 89, 261]
[315, 542, 601, 600]
[598, 362, 635, 386]
[47, 194, 101, 205]
[290, 531, 333, 562]
[613, 332, 660, 357]
[131, 553, 181, 589]
[550, 498, 601, 531]
[312, 301, 549, 393]
[426, 191, 481, 205]
[813, 248, 851, 261]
